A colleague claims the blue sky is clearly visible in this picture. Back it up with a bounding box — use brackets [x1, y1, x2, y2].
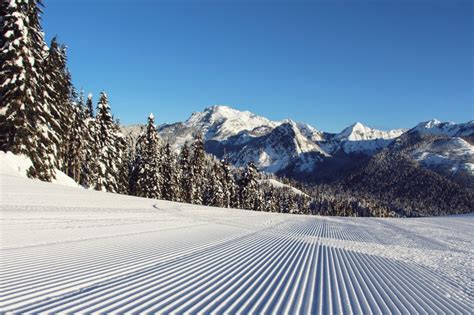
[42, 0, 472, 132]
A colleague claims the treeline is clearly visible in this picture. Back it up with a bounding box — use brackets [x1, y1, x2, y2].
[127, 115, 315, 213]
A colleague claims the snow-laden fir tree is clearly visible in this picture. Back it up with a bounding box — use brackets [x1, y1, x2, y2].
[93, 92, 125, 192]
[203, 161, 225, 207]
[84, 93, 94, 118]
[44, 37, 75, 170]
[239, 162, 259, 210]
[220, 156, 238, 208]
[79, 93, 98, 188]
[191, 134, 206, 204]
[0, 0, 57, 180]
[211, 162, 226, 207]
[132, 113, 162, 199]
[65, 91, 87, 182]
[263, 184, 279, 212]
[115, 128, 129, 195]
[179, 143, 193, 203]
[161, 142, 179, 201]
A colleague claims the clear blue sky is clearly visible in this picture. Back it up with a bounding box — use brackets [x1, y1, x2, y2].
[42, 0, 473, 132]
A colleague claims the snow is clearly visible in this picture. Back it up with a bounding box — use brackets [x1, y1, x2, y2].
[0, 151, 33, 178]
[186, 105, 280, 141]
[334, 122, 406, 142]
[261, 179, 308, 196]
[1, 167, 472, 313]
[412, 119, 474, 137]
[411, 137, 474, 175]
[0, 151, 80, 188]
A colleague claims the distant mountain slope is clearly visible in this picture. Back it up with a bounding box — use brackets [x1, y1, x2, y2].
[154, 105, 410, 173]
[410, 119, 474, 138]
[327, 122, 406, 154]
[122, 106, 474, 209]
[342, 151, 473, 217]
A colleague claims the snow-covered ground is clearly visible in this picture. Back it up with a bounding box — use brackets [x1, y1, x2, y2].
[1, 168, 473, 313]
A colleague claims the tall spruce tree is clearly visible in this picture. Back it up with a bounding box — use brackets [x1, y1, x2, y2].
[65, 91, 86, 182]
[239, 162, 259, 210]
[208, 161, 225, 207]
[79, 93, 98, 188]
[84, 93, 94, 118]
[45, 37, 74, 170]
[191, 134, 206, 204]
[179, 143, 193, 203]
[0, 0, 56, 180]
[221, 157, 237, 208]
[132, 113, 162, 199]
[94, 92, 125, 192]
[161, 143, 179, 201]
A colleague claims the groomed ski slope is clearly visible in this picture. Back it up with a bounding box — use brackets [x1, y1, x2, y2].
[1, 175, 473, 314]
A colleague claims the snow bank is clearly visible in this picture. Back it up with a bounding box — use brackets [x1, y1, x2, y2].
[51, 169, 82, 188]
[0, 151, 33, 178]
[0, 151, 80, 188]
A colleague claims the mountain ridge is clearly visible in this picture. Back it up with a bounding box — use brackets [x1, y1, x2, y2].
[122, 105, 473, 186]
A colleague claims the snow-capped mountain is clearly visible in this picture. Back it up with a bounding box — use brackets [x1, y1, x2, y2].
[223, 121, 328, 173]
[334, 122, 405, 141]
[185, 105, 279, 140]
[157, 106, 329, 173]
[122, 106, 474, 183]
[410, 119, 474, 137]
[325, 122, 406, 154]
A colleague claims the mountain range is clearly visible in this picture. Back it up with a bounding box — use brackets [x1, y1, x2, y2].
[123, 105, 474, 186]
[122, 105, 473, 188]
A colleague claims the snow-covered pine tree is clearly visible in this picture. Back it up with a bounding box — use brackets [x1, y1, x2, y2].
[239, 162, 259, 210]
[84, 93, 94, 118]
[161, 142, 179, 201]
[94, 92, 125, 192]
[191, 134, 206, 204]
[65, 91, 87, 182]
[114, 125, 129, 195]
[0, 0, 56, 180]
[179, 143, 193, 203]
[263, 184, 279, 212]
[45, 37, 75, 170]
[79, 93, 98, 188]
[220, 156, 237, 208]
[210, 161, 226, 207]
[132, 113, 162, 199]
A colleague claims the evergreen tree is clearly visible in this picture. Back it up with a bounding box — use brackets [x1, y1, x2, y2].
[84, 93, 94, 118]
[239, 162, 259, 210]
[221, 157, 237, 208]
[161, 143, 179, 201]
[263, 185, 279, 212]
[179, 143, 193, 203]
[114, 125, 129, 195]
[0, 0, 56, 180]
[132, 113, 162, 198]
[45, 37, 75, 170]
[65, 91, 86, 182]
[94, 92, 125, 192]
[204, 161, 225, 207]
[79, 93, 98, 188]
[191, 134, 206, 204]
